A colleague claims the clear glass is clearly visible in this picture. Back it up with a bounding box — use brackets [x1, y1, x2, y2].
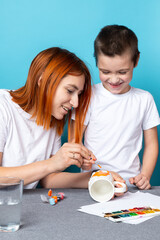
[0, 177, 23, 232]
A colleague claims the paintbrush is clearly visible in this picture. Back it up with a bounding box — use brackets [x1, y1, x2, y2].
[90, 157, 102, 169]
[96, 163, 102, 168]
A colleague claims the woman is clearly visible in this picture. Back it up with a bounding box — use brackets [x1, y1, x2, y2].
[0, 47, 97, 188]
[0, 47, 125, 190]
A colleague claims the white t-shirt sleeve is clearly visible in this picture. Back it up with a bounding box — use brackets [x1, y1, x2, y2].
[83, 85, 96, 126]
[0, 102, 8, 152]
[71, 106, 91, 126]
[51, 132, 61, 155]
[143, 92, 160, 130]
[83, 104, 91, 126]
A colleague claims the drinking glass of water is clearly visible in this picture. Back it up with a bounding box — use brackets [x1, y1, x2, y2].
[0, 177, 23, 232]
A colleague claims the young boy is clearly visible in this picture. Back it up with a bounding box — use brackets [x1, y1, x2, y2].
[72, 25, 160, 189]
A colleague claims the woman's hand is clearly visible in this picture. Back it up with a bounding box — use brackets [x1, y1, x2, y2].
[50, 143, 95, 172]
[81, 155, 97, 171]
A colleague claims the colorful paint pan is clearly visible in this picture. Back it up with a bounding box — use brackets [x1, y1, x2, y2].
[104, 206, 160, 222]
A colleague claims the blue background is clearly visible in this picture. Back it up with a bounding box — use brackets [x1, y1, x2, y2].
[0, 0, 160, 185]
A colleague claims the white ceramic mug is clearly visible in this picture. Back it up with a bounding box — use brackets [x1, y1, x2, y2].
[88, 170, 126, 202]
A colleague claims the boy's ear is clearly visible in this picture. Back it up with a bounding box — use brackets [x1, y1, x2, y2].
[134, 53, 140, 67]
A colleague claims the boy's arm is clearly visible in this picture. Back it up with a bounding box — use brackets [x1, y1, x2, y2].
[129, 126, 159, 189]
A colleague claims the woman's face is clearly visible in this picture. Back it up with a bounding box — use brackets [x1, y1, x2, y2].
[51, 74, 85, 120]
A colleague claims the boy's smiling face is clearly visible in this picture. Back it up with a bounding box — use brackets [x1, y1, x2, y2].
[97, 50, 138, 94]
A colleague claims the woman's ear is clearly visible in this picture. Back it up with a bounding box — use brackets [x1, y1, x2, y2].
[134, 53, 140, 68]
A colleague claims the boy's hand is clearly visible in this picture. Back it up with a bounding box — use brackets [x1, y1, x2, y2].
[110, 171, 127, 198]
[81, 154, 96, 171]
[129, 173, 151, 190]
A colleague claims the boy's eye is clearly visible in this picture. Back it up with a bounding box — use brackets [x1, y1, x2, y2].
[101, 71, 110, 75]
[119, 71, 127, 75]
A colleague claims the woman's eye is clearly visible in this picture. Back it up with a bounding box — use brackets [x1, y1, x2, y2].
[67, 89, 73, 94]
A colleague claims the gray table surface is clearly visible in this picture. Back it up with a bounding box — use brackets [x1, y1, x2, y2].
[0, 186, 160, 240]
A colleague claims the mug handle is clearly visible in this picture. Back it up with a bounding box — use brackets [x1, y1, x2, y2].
[113, 181, 127, 193]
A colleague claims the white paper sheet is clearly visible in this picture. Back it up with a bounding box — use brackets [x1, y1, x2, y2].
[78, 191, 160, 224]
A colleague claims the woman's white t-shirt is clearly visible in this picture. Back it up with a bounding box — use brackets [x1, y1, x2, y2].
[0, 90, 61, 189]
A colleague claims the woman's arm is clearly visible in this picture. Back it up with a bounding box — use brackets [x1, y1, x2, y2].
[0, 152, 59, 186]
[40, 170, 127, 198]
[40, 171, 92, 188]
[0, 142, 92, 186]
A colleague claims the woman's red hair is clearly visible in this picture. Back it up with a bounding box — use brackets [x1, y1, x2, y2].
[10, 47, 91, 143]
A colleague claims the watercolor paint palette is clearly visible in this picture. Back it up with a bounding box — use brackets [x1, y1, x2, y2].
[104, 207, 160, 222]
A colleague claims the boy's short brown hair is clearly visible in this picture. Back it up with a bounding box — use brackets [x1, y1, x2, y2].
[94, 25, 140, 66]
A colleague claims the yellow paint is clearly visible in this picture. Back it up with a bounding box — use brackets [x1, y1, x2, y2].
[154, 209, 160, 212]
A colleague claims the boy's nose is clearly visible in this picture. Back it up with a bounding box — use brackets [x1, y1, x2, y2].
[110, 75, 119, 83]
[70, 94, 79, 108]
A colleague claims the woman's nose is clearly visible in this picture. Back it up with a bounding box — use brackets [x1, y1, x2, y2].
[70, 94, 79, 108]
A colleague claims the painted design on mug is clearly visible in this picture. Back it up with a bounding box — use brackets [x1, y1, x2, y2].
[88, 170, 126, 202]
[92, 170, 110, 177]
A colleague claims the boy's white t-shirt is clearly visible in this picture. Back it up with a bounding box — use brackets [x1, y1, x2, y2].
[77, 83, 160, 183]
[0, 90, 61, 189]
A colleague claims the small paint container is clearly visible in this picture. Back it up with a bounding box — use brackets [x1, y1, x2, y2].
[49, 198, 56, 205]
